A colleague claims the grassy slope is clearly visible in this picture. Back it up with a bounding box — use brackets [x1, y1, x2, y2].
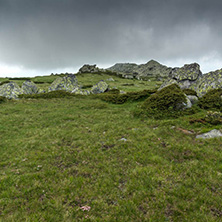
[0, 74, 222, 221]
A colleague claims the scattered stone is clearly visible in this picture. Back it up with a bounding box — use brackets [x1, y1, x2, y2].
[0, 82, 24, 99]
[48, 74, 78, 92]
[196, 129, 222, 139]
[22, 80, 39, 94]
[119, 138, 127, 142]
[107, 77, 115, 81]
[91, 80, 108, 94]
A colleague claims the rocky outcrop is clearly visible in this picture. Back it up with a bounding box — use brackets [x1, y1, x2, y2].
[91, 81, 108, 94]
[193, 69, 222, 97]
[196, 129, 222, 139]
[160, 63, 202, 90]
[0, 82, 24, 99]
[78, 64, 100, 74]
[107, 60, 172, 80]
[160, 63, 222, 97]
[48, 74, 79, 92]
[22, 80, 39, 94]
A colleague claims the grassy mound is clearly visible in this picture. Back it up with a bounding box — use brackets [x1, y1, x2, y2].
[99, 89, 156, 104]
[199, 89, 222, 110]
[19, 90, 76, 99]
[135, 84, 187, 118]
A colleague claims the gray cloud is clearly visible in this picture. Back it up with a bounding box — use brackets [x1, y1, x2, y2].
[0, 0, 222, 76]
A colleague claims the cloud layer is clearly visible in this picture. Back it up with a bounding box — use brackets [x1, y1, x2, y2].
[0, 0, 222, 76]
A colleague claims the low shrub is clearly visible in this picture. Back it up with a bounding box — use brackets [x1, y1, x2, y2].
[134, 84, 187, 119]
[82, 84, 93, 89]
[99, 89, 156, 104]
[182, 88, 198, 96]
[19, 90, 76, 99]
[198, 89, 222, 110]
[0, 96, 7, 103]
[0, 80, 10, 86]
[204, 111, 222, 125]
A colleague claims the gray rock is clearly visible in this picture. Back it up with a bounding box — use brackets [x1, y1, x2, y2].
[48, 74, 78, 92]
[196, 129, 222, 139]
[22, 80, 39, 94]
[107, 78, 115, 81]
[187, 95, 198, 105]
[0, 82, 24, 99]
[185, 96, 192, 108]
[91, 81, 108, 94]
[78, 64, 100, 73]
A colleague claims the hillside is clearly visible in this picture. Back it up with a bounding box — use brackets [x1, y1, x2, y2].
[0, 72, 222, 221]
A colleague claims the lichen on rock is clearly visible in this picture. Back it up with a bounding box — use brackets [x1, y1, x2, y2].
[91, 81, 108, 94]
[0, 82, 24, 99]
[48, 74, 78, 92]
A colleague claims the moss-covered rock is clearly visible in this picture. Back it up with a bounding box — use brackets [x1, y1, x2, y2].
[204, 111, 222, 125]
[198, 89, 222, 110]
[48, 74, 78, 92]
[91, 81, 108, 94]
[0, 82, 24, 99]
[136, 84, 187, 118]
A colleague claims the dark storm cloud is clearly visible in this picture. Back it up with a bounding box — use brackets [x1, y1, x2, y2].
[0, 0, 222, 74]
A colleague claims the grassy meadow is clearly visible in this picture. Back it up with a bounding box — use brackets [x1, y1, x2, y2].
[0, 73, 222, 221]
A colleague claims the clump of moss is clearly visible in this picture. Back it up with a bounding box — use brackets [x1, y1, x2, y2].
[0, 96, 7, 103]
[134, 84, 187, 119]
[19, 90, 76, 99]
[99, 89, 156, 104]
[182, 88, 198, 96]
[198, 89, 222, 110]
[0, 80, 10, 86]
[204, 111, 222, 125]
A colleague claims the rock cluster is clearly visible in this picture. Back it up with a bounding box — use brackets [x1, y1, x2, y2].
[160, 63, 222, 97]
[107, 60, 172, 80]
[78, 64, 100, 74]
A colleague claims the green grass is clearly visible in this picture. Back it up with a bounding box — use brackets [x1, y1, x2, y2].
[0, 74, 222, 221]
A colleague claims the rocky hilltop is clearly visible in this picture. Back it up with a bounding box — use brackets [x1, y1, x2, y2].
[107, 60, 172, 80]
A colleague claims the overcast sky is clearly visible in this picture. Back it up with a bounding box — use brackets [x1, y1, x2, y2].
[0, 0, 222, 77]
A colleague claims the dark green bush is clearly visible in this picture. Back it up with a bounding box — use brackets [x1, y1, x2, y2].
[182, 88, 198, 96]
[199, 89, 222, 110]
[82, 84, 93, 89]
[0, 80, 10, 86]
[0, 96, 7, 103]
[99, 89, 156, 104]
[204, 111, 222, 125]
[19, 90, 76, 99]
[134, 84, 187, 119]
[9, 77, 30, 81]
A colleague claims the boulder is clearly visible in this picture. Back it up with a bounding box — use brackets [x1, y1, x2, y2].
[72, 88, 90, 95]
[160, 63, 202, 90]
[48, 74, 78, 92]
[194, 69, 222, 97]
[196, 129, 222, 139]
[22, 80, 39, 94]
[0, 82, 24, 99]
[187, 95, 198, 105]
[91, 81, 108, 94]
[78, 64, 100, 74]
